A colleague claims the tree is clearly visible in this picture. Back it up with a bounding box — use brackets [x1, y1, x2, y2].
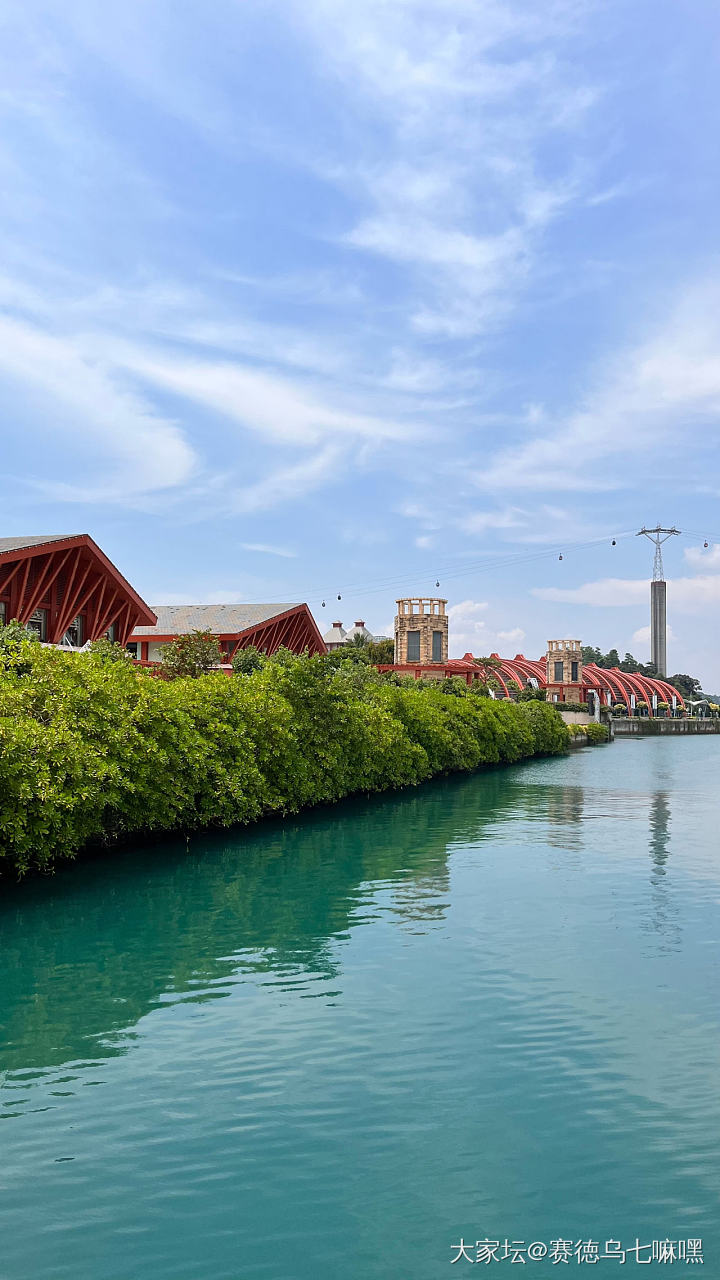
[161, 629, 223, 678]
[86, 637, 134, 664]
[0, 618, 38, 658]
[366, 638, 395, 664]
[231, 645, 266, 676]
[667, 673, 702, 700]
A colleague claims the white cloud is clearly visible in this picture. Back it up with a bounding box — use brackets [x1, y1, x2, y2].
[240, 543, 298, 559]
[459, 507, 527, 535]
[685, 543, 720, 571]
[0, 314, 196, 501]
[476, 281, 720, 493]
[534, 574, 720, 612]
[231, 445, 345, 514]
[118, 349, 416, 447]
[632, 624, 676, 655]
[447, 598, 527, 657]
[298, 0, 596, 336]
[497, 627, 526, 647]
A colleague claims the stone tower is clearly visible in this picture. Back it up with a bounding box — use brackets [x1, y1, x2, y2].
[546, 639, 583, 700]
[394, 598, 448, 665]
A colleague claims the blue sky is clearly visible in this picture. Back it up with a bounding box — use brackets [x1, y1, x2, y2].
[2, 0, 720, 683]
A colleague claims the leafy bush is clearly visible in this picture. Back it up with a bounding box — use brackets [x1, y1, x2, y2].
[85, 637, 135, 664]
[568, 722, 609, 745]
[160, 629, 224, 677]
[231, 645, 266, 675]
[0, 647, 569, 876]
[0, 618, 39, 659]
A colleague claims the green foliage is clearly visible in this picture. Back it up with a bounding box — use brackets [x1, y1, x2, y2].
[569, 722, 609, 745]
[161, 629, 224, 678]
[323, 645, 370, 667]
[85, 637, 135, 664]
[667, 672, 702, 700]
[231, 645, 266, 675]
[515, 686, 547, 702]
[0, 648, 570, 877]
[581, 644, 657, 677]
[0, 618, 38, 664]
[366, 637, 395, 663]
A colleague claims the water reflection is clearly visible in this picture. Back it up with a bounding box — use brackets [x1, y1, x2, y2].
[1, 771, 523, 1078]
[1, 743, 719, 1280]
[0, 752, 704, 1085]
[644, 770, 681, 951]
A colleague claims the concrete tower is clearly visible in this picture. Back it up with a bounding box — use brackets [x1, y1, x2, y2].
[650, 581, 667, 676]
[394, 598, 448, 665]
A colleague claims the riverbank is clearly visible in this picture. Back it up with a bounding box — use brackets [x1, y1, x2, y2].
[0, 642, 570, 877]
[613, 717, 720, 735]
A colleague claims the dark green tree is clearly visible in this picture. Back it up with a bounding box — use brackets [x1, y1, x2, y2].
[231, 645, 266, 676]
[667, 673, 702, 700]
[366, 637, 395, 664]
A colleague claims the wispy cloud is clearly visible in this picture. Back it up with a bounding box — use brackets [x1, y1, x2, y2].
[231, 445, 346, 514]
[297, 0, 596, 336]
[240, 542, 298, 558]
[120, 349, 416, 447]
[476, 280, 720, 493]
[0, 314, 196, 501]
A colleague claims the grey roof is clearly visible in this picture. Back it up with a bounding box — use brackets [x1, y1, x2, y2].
[322, 622, 347, 643]
[133, 603, 302, 636]
[0, 534, 78, 555]
[344, 622, 374, 642]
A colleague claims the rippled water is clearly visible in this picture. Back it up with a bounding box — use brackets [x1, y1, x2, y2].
[1, 738, 719, 1279]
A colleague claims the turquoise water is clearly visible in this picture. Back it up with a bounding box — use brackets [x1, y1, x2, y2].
[1, 738, 719, 1278]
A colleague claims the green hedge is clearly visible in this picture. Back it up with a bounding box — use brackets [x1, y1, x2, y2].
[0, 644, 569, 876]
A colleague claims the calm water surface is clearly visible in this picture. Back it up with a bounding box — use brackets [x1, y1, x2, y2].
[1, 738, 719, 1279]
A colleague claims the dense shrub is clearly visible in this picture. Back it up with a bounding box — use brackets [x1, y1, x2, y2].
[161, 629, 223, 677]
[0, 643, 569, 876]
[568, 722, 609, 744]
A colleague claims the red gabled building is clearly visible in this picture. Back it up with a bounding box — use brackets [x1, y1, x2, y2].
[129, 602, 326, 663]
[0, 534, 156, 646]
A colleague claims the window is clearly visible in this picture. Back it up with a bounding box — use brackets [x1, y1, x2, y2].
[26, 609, 47, 641]
[62, 615, 84, 647]
[431, 630, 443, 662]
[105, 623, 116, 643]
[553, 660, 564, 682]
[571, 660, 579, 682]
[406, 630, 421, 662]
[0, 601, 5, 625]
[126, 642, 138, 659]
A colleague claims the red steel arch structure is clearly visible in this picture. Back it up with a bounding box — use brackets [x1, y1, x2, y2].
[0, 534, 155, 646]
[582, 663, 684, 714]
[443, 651, 686, 715]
